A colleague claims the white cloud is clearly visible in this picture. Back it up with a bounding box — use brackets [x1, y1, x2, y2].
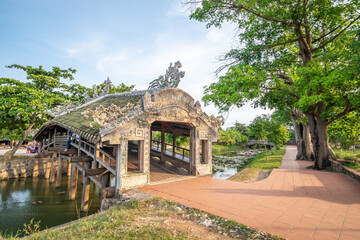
[60, 6, 271, 126]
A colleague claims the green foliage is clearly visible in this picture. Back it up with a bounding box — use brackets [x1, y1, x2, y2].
[190, 0, 360, 168]
[328, 112, 360, 149]
[0, 65, 76, 143]
[249, 114, 289, 146]
[246, 147, 286, 170]
[218, 129, 248, 146]
[152, 132, 190, 148]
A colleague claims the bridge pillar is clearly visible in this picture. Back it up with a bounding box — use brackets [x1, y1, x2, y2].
[67, 162, 72, 176]
[81, 161, 92, 212]
[138, 140, 145, 173]
[115, 139, 128, 195]
[49, 153, 56, 183]
[190, 128, 200, 175]
[44, 155, 51, 179]
[69, 164, 78, 200]
[101, 173, 111, 188]
[55, 152, 62, 188]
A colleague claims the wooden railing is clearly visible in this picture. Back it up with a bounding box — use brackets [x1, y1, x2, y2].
[72, 140, 117, 174]
[151, 139, 190, 159]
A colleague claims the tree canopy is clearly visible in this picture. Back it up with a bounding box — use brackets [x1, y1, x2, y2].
[190, 0, 360, 169]
[0, 64, 136, 158]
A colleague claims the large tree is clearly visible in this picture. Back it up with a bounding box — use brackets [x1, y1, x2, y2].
[0, 65, 76, 158]
[190, 0, 360, 169]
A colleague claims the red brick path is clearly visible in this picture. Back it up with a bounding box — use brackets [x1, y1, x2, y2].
[141, 146, 360, 240]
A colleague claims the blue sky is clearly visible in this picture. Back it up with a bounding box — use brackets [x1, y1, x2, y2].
[0, 0, 270, 127]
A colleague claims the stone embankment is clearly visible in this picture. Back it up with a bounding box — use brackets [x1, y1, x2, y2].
[0, 157, 68, 181]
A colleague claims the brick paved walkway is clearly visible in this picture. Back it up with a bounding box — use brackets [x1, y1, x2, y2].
[141, 146, 360, 240]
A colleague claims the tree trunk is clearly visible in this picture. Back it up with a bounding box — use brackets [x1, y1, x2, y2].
[10, 116, 36, 158]
[328, 143, 336, 159]
[306, 112, 329, 169]
[264, 142, 268, 162]
[291, 114, 314, 160]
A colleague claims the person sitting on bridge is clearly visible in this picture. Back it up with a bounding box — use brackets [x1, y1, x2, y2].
[64, 131, 73, 152]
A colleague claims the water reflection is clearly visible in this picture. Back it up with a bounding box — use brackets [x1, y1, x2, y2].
[0, 175, 100, 236]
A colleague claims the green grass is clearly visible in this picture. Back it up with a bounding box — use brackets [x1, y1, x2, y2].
[245, 147, 286, 170]
[6, 198, 284, 240]
[333, 148, 360, 172]
[212, 143, 245, 155]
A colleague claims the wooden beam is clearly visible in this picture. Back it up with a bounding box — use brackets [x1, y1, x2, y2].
[161, 122, 165, 160]
[81, 161, 91, 212]
[68, 164, 78, 200]
[44, 155, 51, 179]
[172, 134, 176, 158]
[69, 156, 93, 163]
[85, 168, 108, 176]
[55, 152, 62, 188]
[89, 176, 102, 188]
[163, 122, 182, 136]
[49, 154, 56, 183]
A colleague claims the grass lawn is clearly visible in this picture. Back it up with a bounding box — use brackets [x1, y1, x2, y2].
[229, 147, 287, 183]
[7, 198, 284, 240]
[333, 148, 360, 171]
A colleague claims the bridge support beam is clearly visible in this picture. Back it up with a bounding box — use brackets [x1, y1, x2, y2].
[81, 161, 92, 212]
[101, 173, 111, 188]
[69, 164, 78, 200]
[49, 153, 56, 183]
[67, 162, 72, 176]
[44, 155, 51, 179]
[55, 153, 62, 188]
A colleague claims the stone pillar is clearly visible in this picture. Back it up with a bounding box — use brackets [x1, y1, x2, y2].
[138, 140, 145, 173]
[143, 126, 151, 178]
[115, 139, 128, 194]
[69, 164, 78, 200]
[81, 161, 91, 212]
[189, 128, 200, 175]
[55, 153, 62, 188]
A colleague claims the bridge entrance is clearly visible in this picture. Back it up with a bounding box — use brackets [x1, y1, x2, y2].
[148, 121, 192, 183]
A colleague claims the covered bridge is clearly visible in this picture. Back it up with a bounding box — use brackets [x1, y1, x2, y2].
[33, 62, 222, 211]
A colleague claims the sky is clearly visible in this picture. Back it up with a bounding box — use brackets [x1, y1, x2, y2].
[0, 0, 271, 128]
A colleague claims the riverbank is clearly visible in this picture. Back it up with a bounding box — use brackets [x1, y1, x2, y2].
[23, 197, 283, 240]
[228, 147, 286, 183]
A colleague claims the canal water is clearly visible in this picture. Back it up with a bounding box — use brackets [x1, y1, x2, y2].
[212, 149, 261, 179]
[0, 175, 101, 237]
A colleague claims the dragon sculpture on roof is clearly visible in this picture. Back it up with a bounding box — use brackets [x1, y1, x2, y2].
[148, 61, 185, 89]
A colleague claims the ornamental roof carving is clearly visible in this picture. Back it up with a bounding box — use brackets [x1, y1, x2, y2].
[35, 62, 222, 143]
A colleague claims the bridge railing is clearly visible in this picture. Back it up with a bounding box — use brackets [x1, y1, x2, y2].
[151, 139, 190, 159]
[73, 139, 116, 174]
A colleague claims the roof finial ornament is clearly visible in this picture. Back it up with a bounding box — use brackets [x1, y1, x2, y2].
[148, 61, 185, 89]
[93, 85, 98, 98]
[102, 77, 112, 96]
